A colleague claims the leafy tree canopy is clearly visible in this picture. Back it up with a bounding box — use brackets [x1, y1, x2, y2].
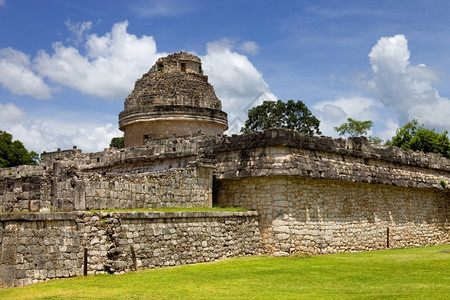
[240, 100, 321, 135]
[367, 136, 384, 145]
[0, 130, 39, 168]
[110, 137, 124, 149]
[334, 118, 383, 144]
[334, 118, 374, 137]
[386, 119, 450, 158]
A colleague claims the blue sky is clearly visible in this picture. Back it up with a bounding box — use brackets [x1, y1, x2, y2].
[0, 0, 449, 153]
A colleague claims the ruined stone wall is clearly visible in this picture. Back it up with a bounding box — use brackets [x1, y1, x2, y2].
[215, 176, 449, 256]
[211, 130, 450, 189]
[106, 211, 261, 273]
[0, 166, 50, 213]
[0, 160, 214, 212]
[0, 213, 82, 288]
[0, 211, 261, 288]
[77, 166, 213, 210]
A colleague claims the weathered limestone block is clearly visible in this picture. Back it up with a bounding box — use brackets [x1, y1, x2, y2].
[215, 176, 449, 255]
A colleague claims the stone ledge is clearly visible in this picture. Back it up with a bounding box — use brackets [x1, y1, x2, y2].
[0, 211, 258, 222]
[0, 212, 79, 222]
[119, 105, 228, 129]
[210, 129, 450, 171]
[110, 210, 258, 219]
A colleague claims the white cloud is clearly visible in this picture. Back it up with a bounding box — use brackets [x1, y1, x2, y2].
[239, 41, 260, 55]
[3, 119, 121, 154]
[0, 101, 121, 153]
[313, 97, 381, 137]
[65, 19, 93, 45]
[377, 119, 399, 142]
[0, 48, 52, 99]
[0, 102, 28, 123]
[0, 0, 4, 7]
[320, 104, 346, 122]
[34, 21, 165, 99]
[366, 34, 450, 132]
[71, 123, 122, 152]
[201, 39, 276, 133]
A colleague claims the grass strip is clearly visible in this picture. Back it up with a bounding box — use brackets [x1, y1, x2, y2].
[0, 244, 448, 299]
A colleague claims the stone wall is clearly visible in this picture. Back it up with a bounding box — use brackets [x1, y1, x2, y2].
[0, 162, 214, 213]
[215, 176, 449, 256]
[0, 211, 261, 288]
[78, 166, 213, 210]
[0, 176, 43, 213]
[0, 166, 49, 213]
[211, 130, 450, 190]
[106, 211, 261, 273]
[0, 213, 81, 288]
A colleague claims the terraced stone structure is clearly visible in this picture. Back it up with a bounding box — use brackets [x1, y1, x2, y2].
[119, 52, 228, 147]
[0, 52, 449, 288]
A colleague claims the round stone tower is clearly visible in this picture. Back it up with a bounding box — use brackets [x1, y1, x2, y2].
[119, 51, 228, 147]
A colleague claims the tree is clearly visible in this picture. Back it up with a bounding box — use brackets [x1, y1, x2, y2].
[334, 118, 374, 137]
[367, 136, 384, 145]
[386, 119, 450, 158]
[334, 118, 383, 144]
[240, 100, 321, 135]
[0, 131, 39, 168]
[110, 137, 124, 148]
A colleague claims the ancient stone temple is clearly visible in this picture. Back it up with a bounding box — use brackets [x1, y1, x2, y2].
[119, 52, 228, 147]
[0, 51, 449, 288]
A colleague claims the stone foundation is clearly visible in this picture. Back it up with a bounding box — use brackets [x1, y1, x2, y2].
[0, 211, 261, 288]
[215, 176, 449, 255]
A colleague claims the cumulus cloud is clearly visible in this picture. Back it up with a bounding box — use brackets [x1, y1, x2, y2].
[0, 101, 121, 153]
[34, 21, 165, 99]
[313, 97, 381, 137]
[65, 19, 93, 45]
[0, 21, 163, 100]
[0, 102, 28, 123]
[366, 34, 450, 132]
[239, 41, 260, 55]
[2, 118, 121, 154]
[0, 48, 52, 99]
[376, 118, 399, 142]
[201, 39, 276, 133]
[71, 124, 122, 152]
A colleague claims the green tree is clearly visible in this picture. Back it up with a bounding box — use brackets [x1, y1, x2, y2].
[334, 118, 383, 144]
[0, 131, 39, 168]
[386, 119, 450, 158]
[110, 137, 125, 148]
[367, 136, 384, 145]
[334, 118, 374, 137]
[240, 100, 321, 135]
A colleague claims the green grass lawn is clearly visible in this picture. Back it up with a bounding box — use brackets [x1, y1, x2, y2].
[1, 245, 449, 299]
